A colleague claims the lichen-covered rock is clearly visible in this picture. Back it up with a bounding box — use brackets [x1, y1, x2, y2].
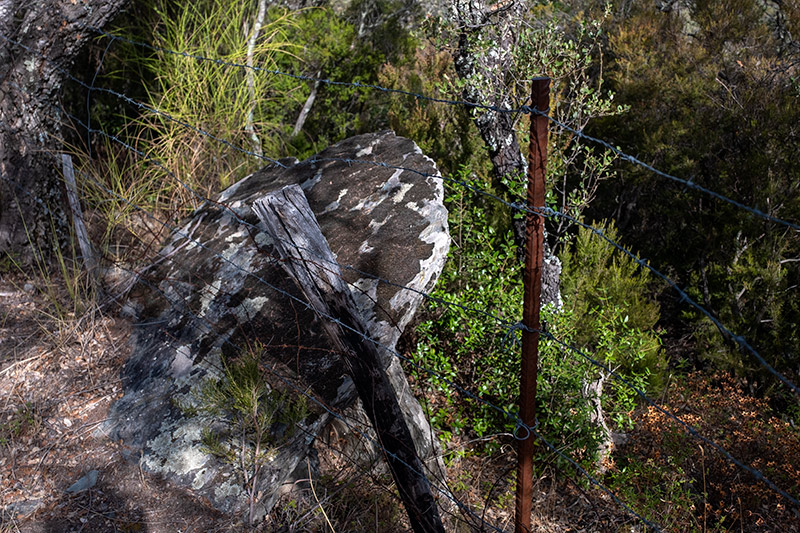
[104, 131, 450, 519]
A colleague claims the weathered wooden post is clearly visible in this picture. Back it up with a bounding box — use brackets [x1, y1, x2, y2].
[62, 154, 99, 288]
[515, 77, 550, 533]
[253, 185, 445, 533]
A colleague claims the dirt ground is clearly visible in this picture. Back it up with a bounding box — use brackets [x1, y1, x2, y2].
[0, 272, 233, 532]
[0, 271, 640, 533]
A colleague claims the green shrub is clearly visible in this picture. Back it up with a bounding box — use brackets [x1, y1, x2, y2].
[191, 347, 310, 525]
[377, 43, 489, 179]
[413, 169, 666, 470]
[560, 221, 667, 422]
[592, 0, 800, 404]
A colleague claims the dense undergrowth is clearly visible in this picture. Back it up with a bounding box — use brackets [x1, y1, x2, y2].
[41, 0, 800, 529]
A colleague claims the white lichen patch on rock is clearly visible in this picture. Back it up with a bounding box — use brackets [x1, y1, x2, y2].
[349, 277, 379, 317]
[142, 353, 228, 490]
[392, 182, 414, 204]
[348, 188, 386, 215]
[390, 195, 449, 321]
[199, 280, 222, 318]
[223, 226, 248, 244]
[144, 416, 210, 477]
[214, 478, 244, 502]
[300, 169, 324, 191]
[232, 296, 269, 323]
[358, 240, 374, 254]
[254, 231, 273, 248]
[368, 216, 389, 234]
[171, 345, 193, 379]
[320, 188, 348, 215]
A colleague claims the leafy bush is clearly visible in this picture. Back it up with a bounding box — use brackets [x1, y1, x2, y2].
[191, 348, 309, 525]
[413, 169, 666, 470]
[592, 0, 800, 403]
[560, 221, 667, 424]
[405, 5, 667, 471]
[377, 42, 489, 178]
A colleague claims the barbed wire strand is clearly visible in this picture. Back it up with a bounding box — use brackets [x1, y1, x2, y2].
[86, 27, 523, 115]
[66, 64, 798, 397]
[77, 27, 800, 232]
[540, 208, 800, 399]
[521, 105, 800, 232]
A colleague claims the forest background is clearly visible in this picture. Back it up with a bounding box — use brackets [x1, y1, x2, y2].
[2, 0, 800, 530]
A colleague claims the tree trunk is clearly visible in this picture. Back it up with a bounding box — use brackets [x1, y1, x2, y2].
[450, 0, 526, 197]
[450, 0, 562, 306]
[0, 0, 128, 258]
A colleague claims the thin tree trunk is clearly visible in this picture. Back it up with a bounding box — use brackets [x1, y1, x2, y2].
[292, 74, 321, 137]
[244, 0, 267, 158]
[449, 0, 562, 305]
[292, 72, 322, 137]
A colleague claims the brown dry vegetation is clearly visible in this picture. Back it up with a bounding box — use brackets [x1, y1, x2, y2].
[614, 373, 800, 531]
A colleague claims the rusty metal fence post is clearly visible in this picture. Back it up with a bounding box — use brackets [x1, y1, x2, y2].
[515, 77, 550, 533]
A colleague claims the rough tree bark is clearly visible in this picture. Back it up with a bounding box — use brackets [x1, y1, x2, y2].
[450, 0, 526, 194]
[449, 0, 562, 306]
[0, 0, 128, 258]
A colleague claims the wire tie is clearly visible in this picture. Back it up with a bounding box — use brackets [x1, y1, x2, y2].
[513, 422, 530, 441]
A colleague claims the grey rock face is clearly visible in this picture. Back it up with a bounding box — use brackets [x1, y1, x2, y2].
[104, 131, 450, 518]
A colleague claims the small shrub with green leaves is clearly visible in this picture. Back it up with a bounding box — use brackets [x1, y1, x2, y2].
[412, 168, 666, 471]
[0, 402, 40, 447]
[196, 350, 309, 461]
[189, 347, 309, 524]
[512, 6, 629, 246]
[560, 221, 667, 426]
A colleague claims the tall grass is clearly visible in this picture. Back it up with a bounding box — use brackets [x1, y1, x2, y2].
[69, 0, 303, 267]
[77, 0, 301, 215]
[130, 1, 300, 199]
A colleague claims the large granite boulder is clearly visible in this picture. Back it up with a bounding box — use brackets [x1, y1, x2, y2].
[103, 131, 450, 520]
